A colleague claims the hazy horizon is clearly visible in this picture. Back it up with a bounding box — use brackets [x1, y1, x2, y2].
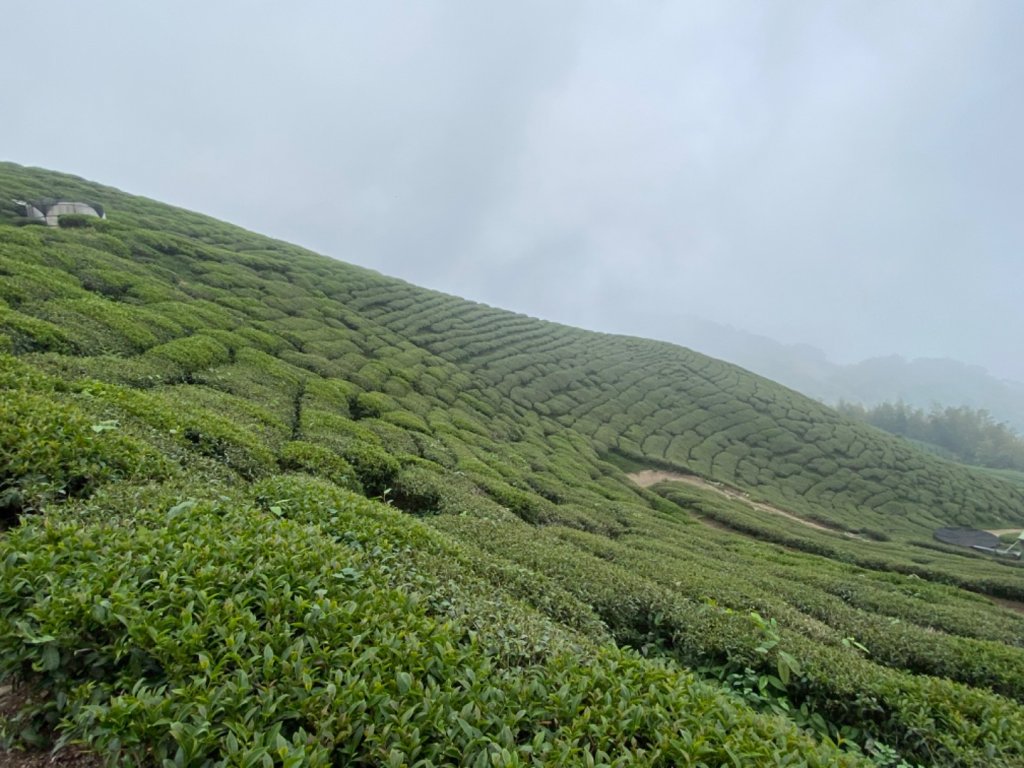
[4, 2, 1022, 381]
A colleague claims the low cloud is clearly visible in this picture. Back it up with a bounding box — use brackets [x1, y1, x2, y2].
[4, 1, 1022, 379]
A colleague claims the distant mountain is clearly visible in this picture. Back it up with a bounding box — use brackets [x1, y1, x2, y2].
[610, 311, 1024, 433]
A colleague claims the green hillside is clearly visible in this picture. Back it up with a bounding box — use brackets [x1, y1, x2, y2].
[2, 162, 1024, 767]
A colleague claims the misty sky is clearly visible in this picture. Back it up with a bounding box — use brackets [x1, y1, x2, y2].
[4, 2, 1023, 380]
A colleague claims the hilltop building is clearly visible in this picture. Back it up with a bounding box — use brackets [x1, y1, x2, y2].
[20, 199, 106, 226]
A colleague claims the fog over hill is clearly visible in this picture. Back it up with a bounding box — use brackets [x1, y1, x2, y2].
[603, 309, 1024, 433]
[5, 2, 1024, 384]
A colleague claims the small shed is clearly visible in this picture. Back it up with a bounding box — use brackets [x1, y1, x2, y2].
[21, 199, 106, 226]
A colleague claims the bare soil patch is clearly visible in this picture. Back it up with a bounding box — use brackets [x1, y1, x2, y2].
[990, 596, 1024, 616]
[0, 684, 100, 768]
[627, 469, 863, 538]
[0, 749, 101, 768]
[986, 528, 1023, 537]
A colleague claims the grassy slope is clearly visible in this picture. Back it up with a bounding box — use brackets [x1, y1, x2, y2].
[1, 162, 1024, 766]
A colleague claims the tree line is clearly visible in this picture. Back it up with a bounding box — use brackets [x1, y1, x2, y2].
[836, 400, 1024, 471]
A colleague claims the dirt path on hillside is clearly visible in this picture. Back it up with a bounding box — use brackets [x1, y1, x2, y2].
[986, 528, 1023, 537]
[627, 469, 861, 538]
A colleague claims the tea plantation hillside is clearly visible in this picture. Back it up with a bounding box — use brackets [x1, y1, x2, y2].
[2, 162, 1024, 766]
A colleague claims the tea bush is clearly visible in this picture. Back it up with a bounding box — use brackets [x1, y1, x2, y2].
[1, 494, 864, 766]
[279, 440, 361, 492]
[0, 386, 167, 521]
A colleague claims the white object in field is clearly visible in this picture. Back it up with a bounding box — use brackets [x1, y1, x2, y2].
[19, 199, 105, 226]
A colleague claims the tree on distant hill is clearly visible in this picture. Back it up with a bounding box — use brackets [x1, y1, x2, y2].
[837, 400, 1024, 471]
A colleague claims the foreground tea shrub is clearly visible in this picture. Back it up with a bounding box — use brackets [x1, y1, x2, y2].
[0, 385, 165, 522]
[0, 499, 863, 766]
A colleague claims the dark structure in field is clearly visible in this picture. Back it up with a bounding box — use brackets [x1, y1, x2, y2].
[934, 527, 1000, 549]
